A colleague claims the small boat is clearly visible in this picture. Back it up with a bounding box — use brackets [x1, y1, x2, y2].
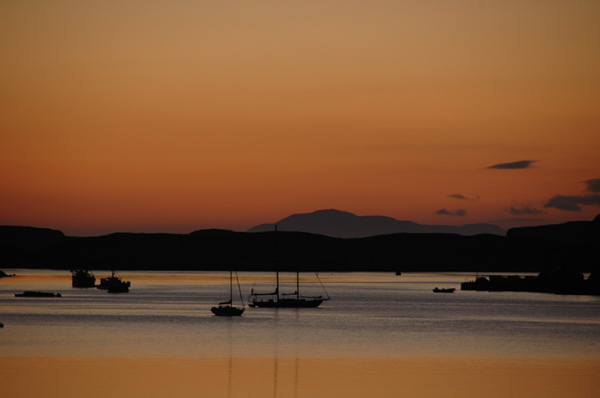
[433, 287, 455, 293]
[0, 270, 16, 278]
[15, 291, 62, 298]
[98, 271, 131, 293]
[71, 269, 96, 288]
[211, 271, 245, 316]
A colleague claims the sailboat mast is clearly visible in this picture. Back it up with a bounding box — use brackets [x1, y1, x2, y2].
[275, 224, 280, 302]
[276, 271, 280, 302]
[229, 271, 233, 303]
[296, 271, 300, 301]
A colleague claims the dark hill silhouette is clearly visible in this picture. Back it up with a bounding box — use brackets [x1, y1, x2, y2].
[0, 214, 598, 274]
[0, 226, 65, 263]
[507, 215, 600, 244]
[0, 226, 64, 245]
[248, 209, 505, 237]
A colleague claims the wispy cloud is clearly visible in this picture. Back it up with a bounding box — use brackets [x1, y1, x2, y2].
[434, 208, 467, 217]
[487, 160, 537, 170]
[506, 206, 545, 216]
[585, 178, 600, 193]
[448, 193, 479, 201]
[544, 194, 600, 212]
[544, 178, 600, 212]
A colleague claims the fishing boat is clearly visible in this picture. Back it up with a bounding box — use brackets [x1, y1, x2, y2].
[249, 271, 329, 308]
[98, 271, 131, 293]
[433, 287, 455, 293]
[71, 269, 96, 288]
[15, 291, 62, 298]
[211, 271, 245, 316]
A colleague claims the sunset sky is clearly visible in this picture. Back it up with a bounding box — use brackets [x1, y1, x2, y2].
[1, 1, 599, 236]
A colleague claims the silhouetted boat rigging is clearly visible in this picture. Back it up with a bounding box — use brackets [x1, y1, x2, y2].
[98, 271, 130, 293]
[248, 225, 330, 308]
[71, 269, 96, 288]
[211, 271, 245, 316]
[249, 271, 330, 308]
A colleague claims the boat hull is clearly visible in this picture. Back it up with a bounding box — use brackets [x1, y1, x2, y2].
[211, 305, 245, 316]
[15, 291, 62, 298]
[433, 288, 455, 293]
[107, 286, 129, 293]
[251, 298, 324, 308]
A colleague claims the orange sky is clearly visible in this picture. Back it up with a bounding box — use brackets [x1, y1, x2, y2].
[1, 1, 599, 236]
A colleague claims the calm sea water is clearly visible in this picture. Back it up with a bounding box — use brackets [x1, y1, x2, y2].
[1, 270, 600, 359]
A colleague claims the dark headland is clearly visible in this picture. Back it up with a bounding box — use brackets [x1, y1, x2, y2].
[1, 214, 598, 275]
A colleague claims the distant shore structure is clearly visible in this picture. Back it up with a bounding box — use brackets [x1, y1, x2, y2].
[461, 265, 600, 296]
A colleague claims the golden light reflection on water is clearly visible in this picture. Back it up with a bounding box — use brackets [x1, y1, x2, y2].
[0, 273, 68, 285]
[3, 271, 600, 396]
[2, 356, 599, 398]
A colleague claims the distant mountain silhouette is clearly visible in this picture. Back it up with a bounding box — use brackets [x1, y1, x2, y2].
[248, 209, 505, 237]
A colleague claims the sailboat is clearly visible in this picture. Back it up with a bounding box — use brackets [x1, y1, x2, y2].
[248, 225, 330, 308]
[211, 271, 245, 316]
[249, 271, 330, 308]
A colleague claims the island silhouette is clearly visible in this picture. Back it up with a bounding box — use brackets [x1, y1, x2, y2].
[1, 211, 598, 283]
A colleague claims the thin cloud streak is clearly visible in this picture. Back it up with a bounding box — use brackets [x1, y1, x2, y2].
[506, 206, 545, 216]
[448, 194, 468, 200]
[487, 160, 537, 170]
[584, 178, 600, 193]
[543, 178, 600, 211]
[544, 194, 600, 212]
[448, 194, 480, 201]
[434, 209, 467, 217]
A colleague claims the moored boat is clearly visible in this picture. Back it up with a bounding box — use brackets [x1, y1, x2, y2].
[211, 271, 245, 316]
[249, 271, 329, 308]
[248, 226, 330, 308]
[98, 271, 131, 293]
[15, 291, 62, 298]
[71, 269, 96, 288]
[433, 287, 455, 293]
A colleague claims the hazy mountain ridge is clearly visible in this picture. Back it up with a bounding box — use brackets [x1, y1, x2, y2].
[248, 209, 506, 237]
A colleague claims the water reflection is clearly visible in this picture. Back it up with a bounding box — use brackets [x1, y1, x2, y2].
[213, 307, 304, 397]
[2, 270, 600, 360]
[2, 270, 600, 397]
[273, 309, 279, 398]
